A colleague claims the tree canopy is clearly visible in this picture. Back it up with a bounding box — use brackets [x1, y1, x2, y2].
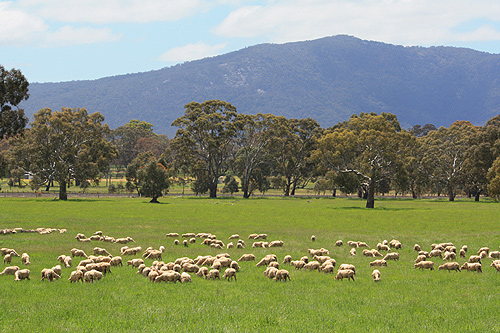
[0, 66, 29, 139]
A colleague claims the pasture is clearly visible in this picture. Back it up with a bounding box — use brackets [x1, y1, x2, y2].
[1, 196, 500, 332]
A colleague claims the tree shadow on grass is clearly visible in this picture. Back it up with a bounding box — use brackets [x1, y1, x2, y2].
[327, 206, 421, 211]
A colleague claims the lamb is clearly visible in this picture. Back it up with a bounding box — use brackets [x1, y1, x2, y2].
[0, 266, 20, 275]
[41, 268, 60, 281]
[274, 269, 291, 282]
[68, 270, 84, 283]
[383, 252, 400, 261]
[14, 269, 30, 281]
[70, 248, 88, 258]
[335, 240, 343, 247]
[4, 253, 12, 264]
[372, 269, 381, 282]
[223, 268, 237, 282]
[93, 247, 111, 256]
[350, 248, 356, 256]
[208, 269, 220, 280]
[369, 260, 387, 267]
[84, 269, 103, 283]
[461, 262, 482, 273]
[414, 261, 434, 270]
[304, 261, 321, 272]
[438, 262, 461, 272]
[110, 257, 123, 267]
[283, 255, 292, 264]
[335, 269, 355, 281]
[196, 267, 209, 278]
[338, 264, 356, 274]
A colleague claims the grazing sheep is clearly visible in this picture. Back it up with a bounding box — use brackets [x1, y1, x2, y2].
[63, 256, 72, 268]
[223, 268, 237, 282]
[304, 261, 321, 272]
[438, 262, 461, 272]
[182, 233, 196, 238]
[418, 251, 429, 258]
[229, 234, 240, 240]
[443, 251, 456, 261]
[338, 264, 356, 274]
[173, 264, 182, 273]
[429, 249, 442, 258]
[227, 242, 234, 249]
[311, 235, 316, 242]
[183, 263, 200, 273]
[52, 265, 62, 277]
[208, 269, 220, 280]
[489, 251, 500, 259]
[335, 240, 343, 247]
[362, 249, 375, 257]
[71, 248, 88, 258]
[300, 256, 309, 264]
[14, 269, 30, 281]
[0, 266, 20, 275]
[350, 248, 356, 256]
[93, 247, 111, 256]
[145, 250, 162, 260]
[389, 240, 402, 249]
[41, 268, 60, 282]
[377, 243, 391, 252]
[84, 269, 103, 283]
[268, 261, 280, 269]
[174, 239, 179, 245]
[274, 269, 291, 282]
[155, 271, 181, 283]
[127, 259, 144, 267]
[180, 272, 192, 283]
[291, 260, 306, 270]
[347, 241, 357, 248]
[166, 232, 180, 237]
[459, 248, 466, 258]
[283, 255, 292, 264]
[369, 260, 387, 267]
[148, 270, 159, 282]
[21, 253, 30, 265]
[468, 255, 482, 263]
[256, 255, 277, 267]
[57, 255, 68, 264]
[490, 260, 500, 272]
[256, 234, 268, 240]
[461, 262, 482, 273]
[383, 252, 400, 261]
[96, 262, 111, 275]
[414, 261, 434, 270]
[269, 240, 284, 248]
[479, 251, 488, 259]
[230, 261, 240, 271]
[68, 270, 84, 283]
[477, 247, 489, 255]
[110, 256, 123, 267]
[4, 253, 12, 264]
[313, 255, 332, 264]
[321, 264, 335, 274]
[335, 269, 355, 281]
[414, 244, 421, 252]
[357, 241, 369, 248]
[264, 266, 279, 279]
[236, 243, 244, 249]
[196, 267, 209, 279]
[308, 248, 329, 256]
[414, 255, 427, 264]
[372, 269, 381, 282]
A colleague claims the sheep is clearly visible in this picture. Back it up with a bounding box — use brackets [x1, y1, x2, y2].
[0, 266, 20, 275]
[304, 261, 321, 272]
[145, 250, 162, 260]
[414, 244, 421, 252]
[70, 248, 88, 258]
[74, 233, 86, 240]
[479, 251, 488, 259]
[311, 235, 316, 242]
[96, 262, 111, 275]
[429, 249, 442, 258]
[414, 255, 427, 264]
[148, 270, 159, 282]
[335, 240, 343, 247]
[321, 264, 335, 274]
[369, 260, 387, 267]
[182, 233, 196, 238]
[183, 240, 189, 247]
[77, 259, 93, 268]
[383, 252, 400, 261]
[335, 269, 355, 281]
[248, 233, 258, 239]
[252, 241, 267, 248]
[236, 243, 244, 249]
[68, 270, 84, 283]
[461, 262, 482, 273]
[180, 272, 192, 283]
[414, 261, 434, 270]
[291, 260, 306, 270]
[461, 245, 468, 253]
[155, 271, 181, 283]
[338, 264, 356, 274]
[377, 243, 391, 252]
[127, 259, 144, 267]
[468, 255, 482, 263]
[189, 237, 196, 244]
[308, 248, 329, 256]
[274, 269, 291, 282]
[256, 255, 277, 267]
[268, 261, 279, 269]
[52, 265, 62, 277]
[362, 249, 375, 257]
[228, 234, 240, 240]
[183, 263, 200, 273]
[300, 256, 309, 264]
[21, 253, 30, 265]
[445, 246, 457, 253]
[77, 238, 91, 243]
[63, 256, 72, 268]
[227, 242, 234, 249]
[489, 251, 500, 259]
[4, 253, 12, 264]
[350, 248, 356, 256]
[84, 269, 103, 283]
[110, 257, 123, 267]
[208, 269, 220, 280]
[41, 268, 60, 282]
[438, 262, 461, 272]
[459, 248, 466, 258]
[223, 268, 237, 282]
[57, 255, 68, 264]
[14, 269, 30, 281]
[477, 247, 490, 255]
[369, 269, 380, 282]
[256, 234, 268, 240]
[269, 240, 284, 248]
[264, 266, 279, 279]
[283, 255, 292, 264]
[230, 261, 240, 271]
[93, 247, 111, 256]
[357, 241, 369, 248]
[196, 267, 209, 279]
[443, 251, 456, 261]
[166, 232, 180, 238]
[313, 255, 332, 264]
[418, 251, 429, 258]
[114, 237, 135, 244]
[0, 248, 19, 256]
[389, 240, 402, 249]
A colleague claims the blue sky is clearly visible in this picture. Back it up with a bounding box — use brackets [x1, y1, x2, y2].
[2, 0, 500, 83]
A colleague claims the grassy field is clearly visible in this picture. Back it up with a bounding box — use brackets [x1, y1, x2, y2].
[0, 196, 499, 332]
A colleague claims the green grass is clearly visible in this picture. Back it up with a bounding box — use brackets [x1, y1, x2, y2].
[1, 197, 500, 332]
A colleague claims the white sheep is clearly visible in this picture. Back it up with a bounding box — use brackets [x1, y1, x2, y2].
[413, 244, 421, 252]
[196, 267, 209, 279]
[208, 269, 220, 280]
[304, 261, 321, 272]
[68, 270, 84, 283]
[383, 252, 400, 261]
[414, 261, 434, 270]
[372, 269, 381, 282]
[180, 272, 192, 283]
[109, 257, 123, 267]
[414, 255, 427, 264]
[93, 247, 111, 256]
[274, 269, 290, 282]
[335, 269, 355, 281]
[223, 268, 237, 282]
[443, 251, 456, 261]
[335, 240, 343, 247]
[41, 268, 60, 282]
[489, 251, 500, 259]
[290, 260, 305, 270]
[0, 266, 20, 275]
[321, 264, 335, 274]
[461, 262, 482, 273]
[21, 253, 30, 265]
[269, 240, 284, 248]
[227, 242, 234, 249]
[438, 262, 460, 272]
[63, 256, 72, 268]
[350, 248, 356, 256]
[52, 265, 62, 277]
[283, 255, 292, 264]
[228, 234, 240, 240]
[230, 261, 240, 271]
[14, 269, 31, 281]
[468, 255, 482, 263]
[264, 266, 279, 279]
[338, 264, 356, 274]
[311, 235, 316, 242]
[3, 253, 12, 264]
[84, 269, 103, 283]
[369, 260, 387, 267]
[70, 248, 88, 258]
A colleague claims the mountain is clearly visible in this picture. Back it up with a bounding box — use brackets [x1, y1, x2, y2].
[20, 35, 500, 137]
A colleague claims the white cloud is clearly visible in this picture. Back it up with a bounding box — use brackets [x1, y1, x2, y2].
[44, 26, 122, 46]
[0, 1, 47, 45]
[214, 0, 500, 46]
[18, 0, 204, 24]
[159, 42, 228, 62]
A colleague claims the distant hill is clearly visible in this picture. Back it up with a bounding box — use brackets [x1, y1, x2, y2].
[20, 35, 500, 137]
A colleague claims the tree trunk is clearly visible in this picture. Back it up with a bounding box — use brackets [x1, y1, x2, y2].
[242, 183, 250, 199]
[332, 189, 336, 197]
[59, 180, 68, 200]
[209, 182, 217, 198]
[284, 178, 291, 196]
[475, 189, 481, 202]
[290, 180, 297, 196]
[357, 187, 363, 198]
[411, 185, 417, 199]
[448, 185, 455, 201]
[149, 196, 160, 203]
[366, 180, 375, 208]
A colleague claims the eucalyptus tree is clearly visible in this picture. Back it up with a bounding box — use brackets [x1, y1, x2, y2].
[314, 112, 405, 208]
[171, 100, 240, 198]
[9, 108, 117, 200]
[0, 66, 29, 139]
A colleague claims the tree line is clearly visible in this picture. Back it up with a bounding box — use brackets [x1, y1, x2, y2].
[2, 67, 500, 207]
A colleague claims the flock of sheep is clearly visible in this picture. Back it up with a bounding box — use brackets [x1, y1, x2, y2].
[2, 229, 500, 286]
